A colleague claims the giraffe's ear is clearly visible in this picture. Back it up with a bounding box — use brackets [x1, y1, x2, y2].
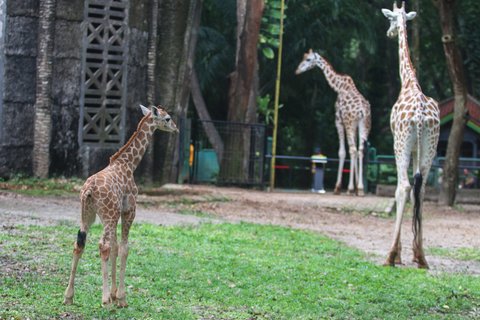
[381, 9, 394, 19]
[140, 104, 150, 116]
[151, 106, 159, 117]
[406, 11, 417, 21]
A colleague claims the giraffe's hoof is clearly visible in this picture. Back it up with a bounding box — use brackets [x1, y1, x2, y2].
[63, 297, 73, 305]
[413, 258, 429, 269]
[357, 189, 365, 196]
[102, 296, 113, 306]
[333, 187, 341, 195]
[383, 260, 395, 267]
[384, 252, 398, 267]
[116, 298, 128, 308]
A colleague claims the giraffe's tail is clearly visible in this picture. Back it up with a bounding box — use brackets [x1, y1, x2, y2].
[78, 187, 95, 246]
[412, 98, 425, 243]
[412, 172, 423, 242]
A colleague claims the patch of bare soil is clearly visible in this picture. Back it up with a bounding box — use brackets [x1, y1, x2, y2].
[1, 185, 479, 275]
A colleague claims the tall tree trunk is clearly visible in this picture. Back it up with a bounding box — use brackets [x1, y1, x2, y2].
[219, 0, 264, 183]
[227, 0, 263, 123]
[434, 0, 468, 206]
[33, 0, 56, 178]
[155, 0, 202, 184]
[191, 69, 224, 162]
[143, 0, 159, 185]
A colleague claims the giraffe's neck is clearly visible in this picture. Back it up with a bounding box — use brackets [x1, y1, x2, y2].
[109, 115, 156, 171]
[315, 53, 344, 93]
[397, 18, 417, 85]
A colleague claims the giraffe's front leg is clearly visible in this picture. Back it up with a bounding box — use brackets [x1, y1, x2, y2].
[99, 243, 112, 305]
[99, 223, 116, 306]
[116, 240, 129, 308]
[117, 200, 136, 308]
[109, 234, 118, 302]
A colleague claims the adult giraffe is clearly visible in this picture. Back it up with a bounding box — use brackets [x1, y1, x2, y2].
[64, 105, 178, 307]
[382, 2, 440, 268]
[296, 49, 371, 195]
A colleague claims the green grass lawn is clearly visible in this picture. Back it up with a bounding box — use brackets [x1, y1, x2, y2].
[1, 222, 480, 320]
[0, 176, 82, 196]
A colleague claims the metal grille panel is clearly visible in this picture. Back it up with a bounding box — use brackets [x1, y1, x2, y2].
[80, 0, 128, 146]
[191, 120, 266, 186]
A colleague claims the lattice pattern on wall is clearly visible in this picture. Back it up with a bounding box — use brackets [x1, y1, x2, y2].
[80, 0, 129, 146]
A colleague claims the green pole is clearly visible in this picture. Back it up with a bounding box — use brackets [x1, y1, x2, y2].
[269, 0, 285, 191]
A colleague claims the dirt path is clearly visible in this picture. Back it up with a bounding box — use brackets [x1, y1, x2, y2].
[1, 185, 479, 275]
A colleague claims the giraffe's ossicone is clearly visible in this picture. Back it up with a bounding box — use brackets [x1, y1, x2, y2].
[64, 105, 178, 307]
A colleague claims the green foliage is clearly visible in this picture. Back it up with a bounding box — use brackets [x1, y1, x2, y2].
[259, 0, 287, 59]
[2, 223, 480, 319]
[197, 0, 479, 160]
[195, 1, 236, 120]
[458, 0, 480, 97]
[257, 94, 283, 125]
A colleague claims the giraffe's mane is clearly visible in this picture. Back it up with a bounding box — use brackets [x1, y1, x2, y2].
[109, 114, 151, 164]
[398, 19, 419, 84]
[316, 53, 348, 77]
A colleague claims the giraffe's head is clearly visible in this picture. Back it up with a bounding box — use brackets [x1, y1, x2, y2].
[140, 104, 179, 133]
[381, 2, 416, 38]
[295, 49, 319, 75]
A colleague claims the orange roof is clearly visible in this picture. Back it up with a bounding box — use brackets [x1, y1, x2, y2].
[439, 94, 480, 133]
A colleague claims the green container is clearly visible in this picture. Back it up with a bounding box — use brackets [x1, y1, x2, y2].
[195, 149, 219, 182]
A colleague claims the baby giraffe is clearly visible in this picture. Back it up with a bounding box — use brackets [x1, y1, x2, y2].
[64, 105, 178, 307]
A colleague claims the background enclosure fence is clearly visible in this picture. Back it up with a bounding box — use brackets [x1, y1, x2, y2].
[184, 120, 267, 187]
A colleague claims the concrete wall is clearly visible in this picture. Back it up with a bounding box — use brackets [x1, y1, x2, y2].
[0, 0, 38, 177]
[0, 0, 152, 178]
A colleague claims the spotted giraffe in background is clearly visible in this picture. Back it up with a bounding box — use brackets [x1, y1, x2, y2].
[382, 2, 440, 268]
[64, 105, 178, 307]
[296, 49, 371, 195]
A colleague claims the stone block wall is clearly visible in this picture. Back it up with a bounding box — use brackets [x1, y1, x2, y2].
[50, 0, 83, 176]
[0, 0, 37, 177]
[0, 0, 152, 179]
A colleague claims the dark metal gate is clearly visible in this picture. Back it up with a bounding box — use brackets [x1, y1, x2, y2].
[180, 119, 267, 187]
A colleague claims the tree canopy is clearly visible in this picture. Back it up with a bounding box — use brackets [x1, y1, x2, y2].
[194, 0, 479, 160]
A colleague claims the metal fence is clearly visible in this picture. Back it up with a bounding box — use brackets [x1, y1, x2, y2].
[179, 120, 480, 191]
[264, 154, 480, 192]
[185, 119, 267, 187]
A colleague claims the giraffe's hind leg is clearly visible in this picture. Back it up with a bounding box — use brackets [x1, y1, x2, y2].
[384, 156, 411, 266]
[334, 120, 346, 195]
[64, 230, 87, 305]
[64, 196, 96, 305]
[346, 128, 358, 196]
[356, 119, 368, 196]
